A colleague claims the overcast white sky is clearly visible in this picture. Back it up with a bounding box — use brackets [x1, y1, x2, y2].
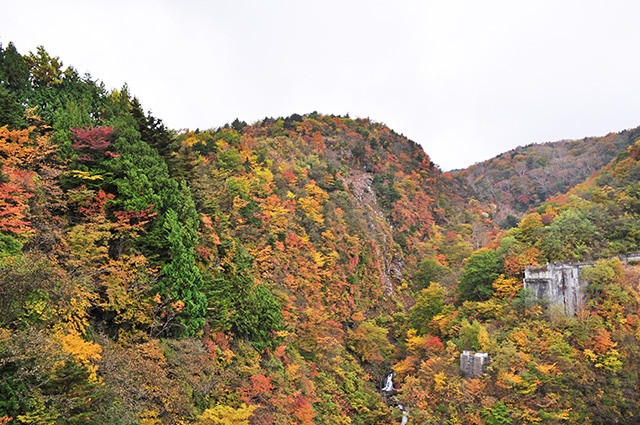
[3, 1, 640, 170]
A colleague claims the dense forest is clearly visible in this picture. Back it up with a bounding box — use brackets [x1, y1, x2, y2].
[1, 41, 640, 424]
[456, 128, 640, 226]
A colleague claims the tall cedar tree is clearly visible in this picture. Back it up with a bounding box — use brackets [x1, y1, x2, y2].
[208, 243, 284, 351]
[158, 209, 207, 336]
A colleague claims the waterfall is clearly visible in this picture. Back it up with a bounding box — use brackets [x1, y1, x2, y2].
[382, 372, 409, 424]
[382, 372, 394, 392]
[398, 404, 408, 425]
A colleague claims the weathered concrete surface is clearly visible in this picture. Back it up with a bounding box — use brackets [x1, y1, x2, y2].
[524, 253, 640, 316]
[524, 262, 592, 316]
[460, 351, 491, 378]
[616, 253, 640, 263]
[523, 253, 640, 316]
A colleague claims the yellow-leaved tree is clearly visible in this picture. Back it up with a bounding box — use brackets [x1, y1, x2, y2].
[194, 403, 257, 425]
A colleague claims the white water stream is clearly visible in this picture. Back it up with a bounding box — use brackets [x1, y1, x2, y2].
[382, 372, 395, 392]
[398, 404, 408, 425]
[382, 372, 409, 424]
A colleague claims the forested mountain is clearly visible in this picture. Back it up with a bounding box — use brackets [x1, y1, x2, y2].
[456, 128, 640, 226]
[1, 41, 640, 425]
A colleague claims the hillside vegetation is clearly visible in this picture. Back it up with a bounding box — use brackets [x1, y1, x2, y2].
[456, 128, 640, 226]
[1, 42, 640, 424]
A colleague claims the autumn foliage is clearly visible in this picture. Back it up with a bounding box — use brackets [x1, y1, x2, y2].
[1, 41, 640, 425]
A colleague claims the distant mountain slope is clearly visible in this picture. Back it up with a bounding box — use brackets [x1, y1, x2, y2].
[455, 127, 640, 225]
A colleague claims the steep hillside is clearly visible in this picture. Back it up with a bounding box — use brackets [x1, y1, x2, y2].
[0, 42, 495, 424]
[477, 136, 640, 266]
[456, 127, 640, 225]
[2, 41, 640, 425]
[407, 134, 640, 424]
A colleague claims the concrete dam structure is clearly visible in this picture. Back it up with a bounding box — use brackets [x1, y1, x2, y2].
[523, 253, 640, 315]
[460, 351, 491, 378]
[523, 262, 591, 316]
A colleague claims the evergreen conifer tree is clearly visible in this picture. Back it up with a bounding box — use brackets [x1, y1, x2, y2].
[158, 209, 207, 336]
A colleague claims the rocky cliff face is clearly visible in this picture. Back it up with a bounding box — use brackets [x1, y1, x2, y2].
[340, 169, 404, 295]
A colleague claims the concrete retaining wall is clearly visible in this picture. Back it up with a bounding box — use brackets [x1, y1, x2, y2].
[523, 253, 640, 315]
[524, 262, 590, 316]
[460, 351, 490, 378]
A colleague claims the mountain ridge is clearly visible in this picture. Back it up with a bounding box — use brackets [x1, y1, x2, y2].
[455, 126, 640, 226]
